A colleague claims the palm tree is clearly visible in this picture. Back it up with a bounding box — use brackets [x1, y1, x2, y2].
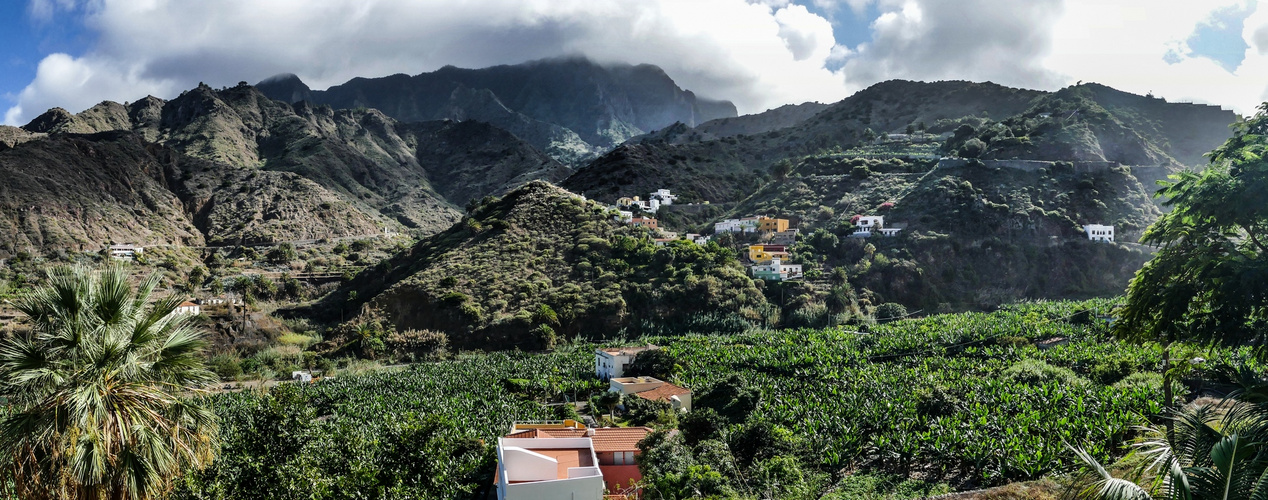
[0, 265, 219, 499]
[1069, 383, 1268, 500]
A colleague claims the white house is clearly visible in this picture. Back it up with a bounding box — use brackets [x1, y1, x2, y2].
[595, 345, 658, 380]
[685, 233, 710, 245]
[751, 258, 803, 282]
[613, 210, 633, 223]
[714, 216, 762, 233]
[609, 376, 692, 412]
[1084, 224, 1114, 242]
[173, 301, 201, 315]
[291, 371, 312, 383]
[109, 244, 144, 260]
[649, 189, 677, 206]
[496, 436, 605, 500]
[852, 216, 885, 237]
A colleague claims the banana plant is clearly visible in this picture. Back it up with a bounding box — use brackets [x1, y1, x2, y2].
[1069, 386, 1268, 500]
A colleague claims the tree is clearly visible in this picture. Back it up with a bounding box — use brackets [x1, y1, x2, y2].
[1115, 104, 1268, 405]
[905, 123, 916, 135]
[1069, 387, 1268, 500]
[0, 265, 219, 499]
[771, 160, 793, 181]
[862, 128, 877, 142]
[627, 349, 681, 380]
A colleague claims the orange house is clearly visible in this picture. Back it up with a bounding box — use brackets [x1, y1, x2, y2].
[504, 425, 653, 498]
[757, 217, 789, 233]
[630, 217, 658, 230]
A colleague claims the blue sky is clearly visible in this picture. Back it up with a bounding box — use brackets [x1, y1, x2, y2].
[3, 0, 1266, 124]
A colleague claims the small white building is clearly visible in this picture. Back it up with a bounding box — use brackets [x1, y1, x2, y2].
[173, 301, 201, 315]
[852, 216, 884, 237]
[613, 210, 633, 223]
[649, 189, 677, 206]
[714, 216, 762, 233]
[1084, 224, 1114, 242]
[609, 376, 692, 412]
[595, 345, 658, 380]
[685, 233, 710, 245]
[496, 436, 605, 500]
[109, 244, 144, 260]
[291, 371, 312, 383]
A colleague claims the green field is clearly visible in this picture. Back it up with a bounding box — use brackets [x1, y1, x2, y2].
[174, 300, 1263, 499]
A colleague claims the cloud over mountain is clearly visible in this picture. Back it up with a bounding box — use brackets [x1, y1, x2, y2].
[5, 0, 1268, 126]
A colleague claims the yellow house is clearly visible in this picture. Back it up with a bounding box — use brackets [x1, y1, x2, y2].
[758, 217, 790, 233]
[748, 244, 790, 262]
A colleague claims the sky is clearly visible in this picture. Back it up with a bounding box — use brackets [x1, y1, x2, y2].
[3, 0, 1267, 126]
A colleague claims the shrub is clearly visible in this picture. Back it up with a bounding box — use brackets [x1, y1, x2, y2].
[1001, 359, 1089, 387]
[874, 302, 908, 321]
[207, 353, 243, 380]
[385, 329, 448, 360]
[1112, 371, 1188, 399]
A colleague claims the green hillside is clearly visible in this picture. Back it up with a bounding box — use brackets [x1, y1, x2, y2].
[318, 181, 766, 349]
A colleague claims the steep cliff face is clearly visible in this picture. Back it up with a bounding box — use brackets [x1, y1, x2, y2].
[8, 79, 581, 253]
[0, 131, 387, 254]
[261, 57, 738, 157]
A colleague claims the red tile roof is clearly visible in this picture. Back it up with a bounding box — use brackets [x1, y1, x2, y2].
[632, 383, 690, 403]
[178, 301, 198, 308]
[590, 427, 652, 453]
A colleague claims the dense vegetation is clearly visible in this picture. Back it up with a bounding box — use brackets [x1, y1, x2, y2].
[165, 300, 1264, 499]
[323, 181, 767, 350]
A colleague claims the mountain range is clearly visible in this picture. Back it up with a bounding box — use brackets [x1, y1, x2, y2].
[0, 57, 1241, 324]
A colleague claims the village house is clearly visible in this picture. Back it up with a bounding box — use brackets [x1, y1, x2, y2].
[109, 244, 144, 260]
[595, 345, 658, 380]
[748, 244, 789, 263]
[495, 433, 605, 500]
[685, 233, 710, 245]
[173, 300, 201, 315]
[613, 210, 633, 223]
[649, 189, 677, 206]
[771, 229, 798, 246]
[757, 216, 790, 233]
[652, 238, 674, 247]
[851, 215, 903, 237]
[291, 371, 313, 383]
[1084, 224, 1114, 242]
[714, 216, 763, 233]
[502, 422, 652, 499]
[629, 217, 658, 230]
[609, 376, 692, 412]
[751, 258, 803, 282]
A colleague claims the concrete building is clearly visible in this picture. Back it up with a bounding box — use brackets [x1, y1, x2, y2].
[771, 229, 799, 246]
[714, 216, 762, 233]
[109, 244, 144, 260]
[291, 371, 312, 383]
[609, 376, 692, 412]
[505, 423, 652, 497]
[851, 216, 903, 237]
[748, 244, 789, 263]
[629, 217, 658, 230]
[757, 217, 790, 233]
[595, 345, 658, 380]
[1084, 224, 1115, 242]
[495, 435, 605, 500]
[750, 258, 803, 282]
[649, 189, 677, 206]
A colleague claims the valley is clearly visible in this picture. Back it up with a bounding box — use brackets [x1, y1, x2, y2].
[0, 57, 1262, 500]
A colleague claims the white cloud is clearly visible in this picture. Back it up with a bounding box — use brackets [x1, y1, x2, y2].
[7, 0, 1268, 126]
[3, 0, 852, 124]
